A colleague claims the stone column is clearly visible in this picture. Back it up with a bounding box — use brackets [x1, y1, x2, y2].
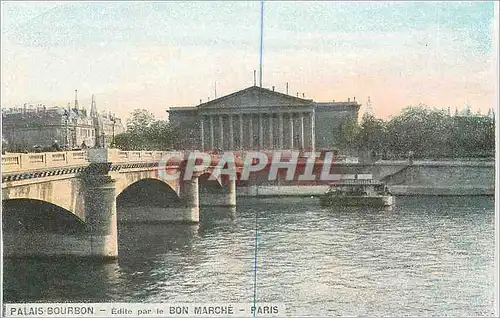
[289, 113, 294, 149]
[268, 115, 274, 149]
[300, 113, 305, 150]
[259, 113, 264, 150]
[84, 175, 118, 259]
[219, 115, 224, 150]
[200, 117, 205, 151]
[310, 110, 316, 153]
[209, 115, 214, 150]
[229, 114, 234, 150]
[249, 114, 254, 149]
[278, 113, 284, 149]
[239, 114, 244, 149]
[179, 178, 199, 223]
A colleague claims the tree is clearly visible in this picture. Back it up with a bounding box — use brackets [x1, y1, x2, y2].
[113, 109, 178, 150]
[126, 109, 155, 135]
[113, 132, 144, 150]
[450, 115, 495, 157]
[385, 106, 435, 158]
[335, 116, 360, 153]
[384, 105, 493, 159]
[146, 120, 178, 150]
[423, 108, 453, 157]
[357, 114, 387, 156]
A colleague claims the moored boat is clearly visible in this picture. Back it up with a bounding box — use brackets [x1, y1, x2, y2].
[319, 179, 394, 207]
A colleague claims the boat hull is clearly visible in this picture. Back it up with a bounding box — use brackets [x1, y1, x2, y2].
[319, 195, 394, 207]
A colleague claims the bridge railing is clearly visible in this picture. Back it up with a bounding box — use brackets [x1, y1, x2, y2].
[87, 148, 187, 164]
[2, 151, 89, 173]
[2, 149, 193, 174]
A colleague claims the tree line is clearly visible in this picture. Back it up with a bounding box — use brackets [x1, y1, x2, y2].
[336, 106, 495, 159]
[115, 106, 494, 159]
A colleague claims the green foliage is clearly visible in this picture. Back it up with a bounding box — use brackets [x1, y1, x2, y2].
[113, 132, 144, 151]
[335, 105, 495, 159]
[336, 116, 360, 151]
[114, 109, 178, 150]
[358, 114, 387, 152]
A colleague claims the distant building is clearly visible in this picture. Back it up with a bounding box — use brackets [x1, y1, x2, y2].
[454, 103, 494, 119]
[487, 108, 495, 119]
[2, 91, 125, 151]
[457, 103, 472, 117]
[167, 85, 360, 151]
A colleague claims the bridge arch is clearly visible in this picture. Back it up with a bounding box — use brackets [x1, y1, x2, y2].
[1, 177, 85, 219]
[2, 198, 87, 233]
[197, 171, 236, 207]
[198, 172, 223, 191]
[116, 178, 185, 224]
[197, 170, 243, 187]
[3, 198, 89, 258]
[114, 174, 178, 198]
[235, 171, 247, 187]
[116, 178, 179, 206]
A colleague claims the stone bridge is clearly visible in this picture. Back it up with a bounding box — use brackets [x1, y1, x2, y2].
[2, 149, 240, 259]
[2, 149, 494, 259]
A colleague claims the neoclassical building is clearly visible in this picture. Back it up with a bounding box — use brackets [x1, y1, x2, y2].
[167, 86, 360, 151]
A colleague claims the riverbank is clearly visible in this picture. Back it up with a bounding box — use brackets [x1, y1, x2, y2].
[237, 184, 494, 197]
[236, 159, 495, 197]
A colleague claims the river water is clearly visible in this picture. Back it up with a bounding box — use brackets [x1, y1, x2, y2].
[3, 196, 496, 316]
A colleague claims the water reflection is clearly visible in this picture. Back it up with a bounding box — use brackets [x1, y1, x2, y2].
[4, 258, 122, 303]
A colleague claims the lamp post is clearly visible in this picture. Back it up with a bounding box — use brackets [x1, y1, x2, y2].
[111, 117, 116, 148]
[63, 110, 69, 149]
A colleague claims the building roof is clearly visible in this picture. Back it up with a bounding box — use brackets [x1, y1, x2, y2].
[167, 86, 313, 113]
[196, 85, 313, 108]
[167, 85, 360, 114]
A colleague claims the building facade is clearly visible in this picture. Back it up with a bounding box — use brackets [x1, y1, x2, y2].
[167, 86, 360, 151]
[2, 93, 124, 151]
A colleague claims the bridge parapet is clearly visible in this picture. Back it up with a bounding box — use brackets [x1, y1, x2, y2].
[1, 149, 191, 176]
[87, 148, 186, 164]
[2, 151, 89, 173]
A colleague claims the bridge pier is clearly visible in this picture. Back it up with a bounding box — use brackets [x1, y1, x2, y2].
[225, 179, 236, 206]
[84, 175, 118, 259]
[178, 178, 200, 223]
[200, 179, 236, 207]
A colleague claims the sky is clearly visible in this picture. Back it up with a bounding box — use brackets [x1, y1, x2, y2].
[1, 1, 498, 121]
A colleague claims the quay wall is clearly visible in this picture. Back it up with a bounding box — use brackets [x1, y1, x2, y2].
[237, 161, 495, 197]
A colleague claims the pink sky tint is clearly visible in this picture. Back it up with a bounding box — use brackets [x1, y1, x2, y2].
[1, 2, 497, 123]
[2, 36, 495, 121]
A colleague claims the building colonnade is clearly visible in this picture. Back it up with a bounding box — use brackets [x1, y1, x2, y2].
[199, 111, 316, 152]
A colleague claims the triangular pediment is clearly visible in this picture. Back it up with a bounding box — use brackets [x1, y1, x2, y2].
[197, 86, 313, 109]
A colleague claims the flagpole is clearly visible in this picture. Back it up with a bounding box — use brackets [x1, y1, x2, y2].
[259, 0, 264, 88]
[253, 2, 264, 314]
